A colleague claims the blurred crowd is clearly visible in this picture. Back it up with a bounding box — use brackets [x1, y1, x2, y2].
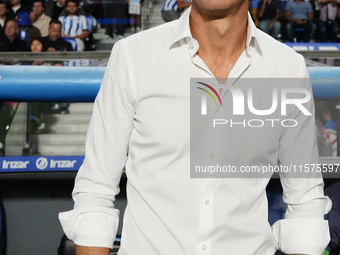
[254, 0, 340, 42]
[0, 0, 143, 53]
[0, 0, 339, 57]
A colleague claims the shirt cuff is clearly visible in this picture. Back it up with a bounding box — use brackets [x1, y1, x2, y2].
[58, 207, 120, 248]
[271, 218, 330, 255]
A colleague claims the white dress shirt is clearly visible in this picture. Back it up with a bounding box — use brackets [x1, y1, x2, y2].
[59, 7, 331, 255]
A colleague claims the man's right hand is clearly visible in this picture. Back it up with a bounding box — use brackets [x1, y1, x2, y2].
[29, 12, 39, 22]
[75, 245, 110, 255]
[47, 47, 56, 52]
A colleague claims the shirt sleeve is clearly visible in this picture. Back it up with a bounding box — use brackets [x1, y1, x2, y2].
[285, 1, 293, 12]
[58, 41, 135, 248]
[81, 15, 88, 31]
[271, 55, 331, 255]
[307, 2, 313, 14]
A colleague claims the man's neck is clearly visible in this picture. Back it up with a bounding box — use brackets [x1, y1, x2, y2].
[49, 36, 58, 42]
[0, 15, 6, 21]
[7, 35, 16, 42]
[190, 2, 248, 78]
[12, 4, 20, 9]
[36, 13, 43, 19]
[68, 13, 76, 17]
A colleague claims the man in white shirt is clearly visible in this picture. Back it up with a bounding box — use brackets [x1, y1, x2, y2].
[29, 0, 51, 37]
[59, 0, 331, 255]
[58, 0, 88, 51]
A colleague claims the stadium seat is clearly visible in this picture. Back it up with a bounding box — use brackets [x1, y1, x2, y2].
[294, 28, 306, 42]
[295, 28, 306, 32]
[63, 38, 77, 51]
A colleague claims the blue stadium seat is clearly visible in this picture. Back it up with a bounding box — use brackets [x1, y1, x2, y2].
[295, 28, 306, 32]
[63, 38, 77, 51]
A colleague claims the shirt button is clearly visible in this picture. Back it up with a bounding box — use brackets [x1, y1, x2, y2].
[202, 245, 207, 250]
[189, 42, 194, 49]
[205, 199, 210, 205]
[210, 154, 214, 159]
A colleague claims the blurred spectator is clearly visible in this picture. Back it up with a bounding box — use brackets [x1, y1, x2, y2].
[161, 0, 191, 22]
[310, 0, 321, 20]
[29, 0, 51, 37]
[42, 19, 73, 51]
[8, 0, 30, 19]
[45, 0, 66, 19]
[102, 0, 127, 41]
[16, 11, 41, 46]
[0, 0, 9, 40]
[30, 37, 43, 52]
[285, 0, 316, 42]
[59, 0, 88, 51]
[323, 112, 337, 156]
[324, 181, 340, 255]
[318, 0, 340, 41]
[316, 119, 333, 156]
[30, 37, 45, 65]
[257, 0, 281, 39]
[127, 0, 141, 32]
[1, 19, 28, 51]
[0, 102, 14, 152]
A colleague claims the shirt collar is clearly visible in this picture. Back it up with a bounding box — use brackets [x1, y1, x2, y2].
[39, 13, 45, 20]
[168, 7, 262, 56]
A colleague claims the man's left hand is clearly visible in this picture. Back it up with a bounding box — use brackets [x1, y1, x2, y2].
[268, 22, 274, 31]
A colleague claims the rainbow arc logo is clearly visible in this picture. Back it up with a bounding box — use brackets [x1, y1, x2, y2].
[196, 82, 222, 106]
[196, 82, 222, 115]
